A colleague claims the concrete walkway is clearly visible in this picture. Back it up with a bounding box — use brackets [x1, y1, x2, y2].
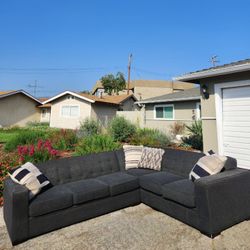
[1, 204, 250, 250]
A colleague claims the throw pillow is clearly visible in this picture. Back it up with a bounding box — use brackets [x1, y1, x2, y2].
[9, 162, 52, 198]
[138, 147, 165, 171]
[123, 145, 143, 170]
[189, 154, 227, 181]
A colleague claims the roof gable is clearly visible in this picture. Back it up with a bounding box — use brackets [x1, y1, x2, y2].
[0, 90, 42, 104]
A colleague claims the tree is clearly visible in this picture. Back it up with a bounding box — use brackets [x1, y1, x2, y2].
[100, 72, 126, 95]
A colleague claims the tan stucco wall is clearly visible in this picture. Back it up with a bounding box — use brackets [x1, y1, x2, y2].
[0, 93, 40, 127]
[91, 104, 118, 126]
[200, 71, 250, 153]
[144, 101, 199, 134]
[120, 98, 137, 111]
[50, 95, 92, 129]
[134, 86, 174, 100]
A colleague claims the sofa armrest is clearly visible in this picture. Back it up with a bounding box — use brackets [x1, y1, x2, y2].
[3, 177, 29, 245]
[195, 169, 250, 236]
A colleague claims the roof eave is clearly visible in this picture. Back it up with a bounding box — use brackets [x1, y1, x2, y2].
[43, 91, 95, 104]
[0, 90, 42, 104]
[174, 63, 250, 82]
[136, 96, 200, 104]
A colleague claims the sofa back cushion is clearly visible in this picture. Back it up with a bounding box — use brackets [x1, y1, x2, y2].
[161, 148, 205, 178]
[36, 151, 121, 185]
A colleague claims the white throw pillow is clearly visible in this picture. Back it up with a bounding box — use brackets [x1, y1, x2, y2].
[189, 154, 227, 181]
[123, 145, 143, 170]
[9, 162, 52, 198]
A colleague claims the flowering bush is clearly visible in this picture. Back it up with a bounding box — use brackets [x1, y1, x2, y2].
[0, 153, 19, 206]
[49, 129, 78, 150]
[18, 139, 59, 164]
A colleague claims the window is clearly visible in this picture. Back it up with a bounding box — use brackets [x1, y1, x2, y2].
[154, 105, 174, 120]
[61, 105, 79, 117]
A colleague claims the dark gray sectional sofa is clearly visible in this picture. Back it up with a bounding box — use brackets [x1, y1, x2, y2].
[4, 148, 250, 245]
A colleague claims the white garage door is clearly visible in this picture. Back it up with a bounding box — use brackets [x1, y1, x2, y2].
[223, 86, 250, 169]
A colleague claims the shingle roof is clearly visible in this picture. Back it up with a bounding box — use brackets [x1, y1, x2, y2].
[136, 88, 200, 104]
[0, 90, 15, 96]
[43, 91, 137, 106]
[91, 79, 194, 94]
[0, 90, 42, 104]
[175, 59, 250, 81]
[77, 92, 137, 105]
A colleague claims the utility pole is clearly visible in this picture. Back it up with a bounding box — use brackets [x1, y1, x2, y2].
[27, 80, 42, 97]
[210, 55, 219, 67]
[127, 53, 132, 95]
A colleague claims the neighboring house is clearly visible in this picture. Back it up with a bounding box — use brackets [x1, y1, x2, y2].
[175, 58, 250, 169]
[0, 90, 42, 127]
[42, 91, 137, 129]
[92, 79, 196, 100]
[127, 88, 200, 133]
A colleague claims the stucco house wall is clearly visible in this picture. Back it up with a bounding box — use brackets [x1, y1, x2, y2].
[143, 101, 199, 134]
[50, 95, 92, 129]
[199, 71, 250, 152]
[0, 93, 40, 127]
[91, 104, 117, 126]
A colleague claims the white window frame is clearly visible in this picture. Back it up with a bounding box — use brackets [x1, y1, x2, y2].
[60, 105, 80, 118]
[214, 79, 250, 155]
[154, 104, 174, 120]
[196, 102, 201, 120]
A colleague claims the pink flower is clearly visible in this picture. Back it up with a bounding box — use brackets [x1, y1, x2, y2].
[22, 146, 29, 155]
[37, 139, 43, 150]
[29, 145, 35, 156]
[50, 149, 58, 156]
[17, 146, 23, 155]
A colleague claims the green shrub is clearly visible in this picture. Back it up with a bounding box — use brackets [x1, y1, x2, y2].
[26, 121, 49, 128]
[78, 118, 101, 137]
[108, 116, 136, 142]
[75, 134, 121, 156]
[131, 128, 171, 147]
[49, 129, 78, 150]
[182, 120, 203, 150]
[4, 129, 48, 152]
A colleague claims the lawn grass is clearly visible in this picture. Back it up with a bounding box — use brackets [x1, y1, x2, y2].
[0, 130, 20, 143]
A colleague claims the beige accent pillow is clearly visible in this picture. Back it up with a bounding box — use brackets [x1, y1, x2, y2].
[123, 145, 143, 170]
[138, 147, 165, 171]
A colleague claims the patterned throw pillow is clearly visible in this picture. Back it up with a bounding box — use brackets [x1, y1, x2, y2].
[9, 162, 52, 198]
[189, 154, 227, 181]
[138, 147, 165, 171]
[123, 145, 143, 170]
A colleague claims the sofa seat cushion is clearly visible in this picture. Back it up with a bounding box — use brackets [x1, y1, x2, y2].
[29, 185, 73, 217]
[64, 179, 109, 205]
[97, 172, 139, 196]
[125, 168, 157, 176]
[162, 179, 195, 208]
[140, 171, 183, 195]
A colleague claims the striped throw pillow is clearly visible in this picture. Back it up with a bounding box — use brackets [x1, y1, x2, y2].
[189, 154, 227, 181]
[138, 147, 164, 171]
[123, 145, 143, 170]
[9, 162, 52, 199]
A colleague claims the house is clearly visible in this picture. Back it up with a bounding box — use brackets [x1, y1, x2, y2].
[128, 88, 200, 133]
[0, 90, 42, 127]
[42, 91, 137, 129]
[92, 79, 196, 100]
[175, 58, 250, 169]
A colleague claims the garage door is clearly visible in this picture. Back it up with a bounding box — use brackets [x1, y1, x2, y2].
[223, 86, 250, 169]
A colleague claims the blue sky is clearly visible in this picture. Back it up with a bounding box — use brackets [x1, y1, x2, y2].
[0, 0, 250, 97]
